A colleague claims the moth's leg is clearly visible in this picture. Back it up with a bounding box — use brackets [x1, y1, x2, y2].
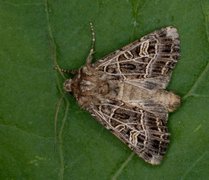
[86, 22, 96, 65]
[54, 65, 78, 74]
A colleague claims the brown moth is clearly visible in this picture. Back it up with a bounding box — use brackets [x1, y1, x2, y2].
[64, 25, 180, 165]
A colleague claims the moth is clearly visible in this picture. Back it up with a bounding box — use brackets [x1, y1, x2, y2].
[63, 25, 180, 165]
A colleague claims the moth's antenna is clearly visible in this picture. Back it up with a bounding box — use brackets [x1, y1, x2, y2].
[86, 22, 96, 64]
[54, 65, 77, 75]
[90, 22, 96, 53]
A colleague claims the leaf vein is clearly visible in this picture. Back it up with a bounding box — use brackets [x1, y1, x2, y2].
[183, 60, 209, 100]
[111, 152, 134, 180]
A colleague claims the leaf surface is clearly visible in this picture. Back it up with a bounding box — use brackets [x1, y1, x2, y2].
[0, 0, 209, 179]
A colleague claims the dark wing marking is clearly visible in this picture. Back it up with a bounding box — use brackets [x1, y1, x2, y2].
[94, 27, 180, 88]
[88, 99, 169, 165]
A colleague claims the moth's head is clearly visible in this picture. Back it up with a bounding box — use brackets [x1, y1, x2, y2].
[64, 79, 72, 92]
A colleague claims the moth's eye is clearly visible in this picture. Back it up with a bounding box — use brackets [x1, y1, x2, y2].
[64, 79, 72, 92]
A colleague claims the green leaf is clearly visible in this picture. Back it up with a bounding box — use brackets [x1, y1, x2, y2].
[1, 0, 209, 179]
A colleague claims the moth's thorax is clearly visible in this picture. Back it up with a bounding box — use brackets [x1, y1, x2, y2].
[64, 66, 120, 108]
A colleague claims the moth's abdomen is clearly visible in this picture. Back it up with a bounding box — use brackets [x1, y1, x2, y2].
[155, 90, 181, 112]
